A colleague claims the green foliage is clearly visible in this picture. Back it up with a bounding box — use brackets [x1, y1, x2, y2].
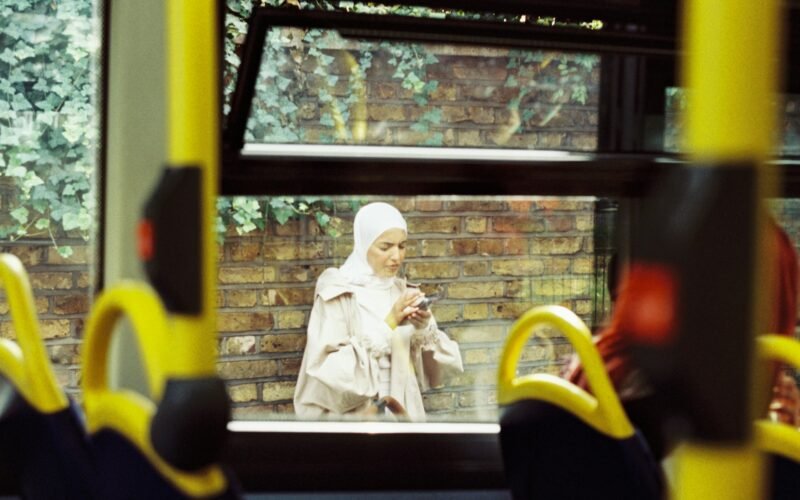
[0, 0, 98, 243]
[221, 1, 600, 236]
[216, 195, 356, 240]
[2, 0, 601, 247]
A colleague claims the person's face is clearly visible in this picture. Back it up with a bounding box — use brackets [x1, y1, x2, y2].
[367, 228, 407, 277]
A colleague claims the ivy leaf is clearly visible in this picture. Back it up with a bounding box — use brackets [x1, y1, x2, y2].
[410, 122, 429, 133]
[62, 212, 80, 230]
[314, 211, 330, 227]
[11, 93, 32, 111]
[10, 207, 28, 224]
[272, 206, 294, 225]
[57, 246, 74, 258]
[0, 49, 16, 64]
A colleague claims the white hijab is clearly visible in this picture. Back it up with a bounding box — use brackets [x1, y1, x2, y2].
[339, 202, 408, 289]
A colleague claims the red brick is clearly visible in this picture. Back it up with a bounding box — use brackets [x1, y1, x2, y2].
[1, 245, 47, 266]
[220, 335, 257, 356]
[29, 272, 72, 290]
[545, 215, 574, 232]
[279, 357, 302, 377]
[417, 200, 443, 211]
[492, 217, 545, 233]
[530, 237, 582, 255]
[226, 289, 258, 308]
[261, 333, 306, 353]
[217, 312, 274, 333]
[447, 281, 504, 299]
[218, 359, 278, 379]
[229, 241, 261, 262]
[407, 217, 460, 234]
[504, 238, 528, 255]
[421, 239, 448, 257]
[262, 287, 315, 307]
[463, 261, 490, 276]
[405, 262, 460, 279]
[477, 239, 503, 256]
[40, 319, 71, 339]
[451, 239, 477, 256]
[447, 200, 505, 211]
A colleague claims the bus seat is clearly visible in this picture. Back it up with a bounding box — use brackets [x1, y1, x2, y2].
[0, 253, 97, 499]
[497, 305, 664, 499]
[81, 282, 241, 499]
[756, 334, 800, 500]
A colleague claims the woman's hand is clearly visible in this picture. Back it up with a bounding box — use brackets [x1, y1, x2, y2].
[407, 307, 431, 330]
[386, 291, 423, 329]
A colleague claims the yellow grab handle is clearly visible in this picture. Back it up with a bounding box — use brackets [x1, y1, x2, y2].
[498, 305, 634, 439]
[81, 282, 227, 497]
[0, 339, 25, 396]
[82, 282, 169, 408]
[755, 334, 800, 463]
[0, 253, 67, 412]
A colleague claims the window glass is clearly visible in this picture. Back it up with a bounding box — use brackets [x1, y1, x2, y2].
[665, 88, 800, 155]
[216, 195, 614, 422]
[0, 0, 100, 399]
[241, 27, 599, 150]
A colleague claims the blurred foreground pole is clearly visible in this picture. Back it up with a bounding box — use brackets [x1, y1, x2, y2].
[675, 0, 783, 498]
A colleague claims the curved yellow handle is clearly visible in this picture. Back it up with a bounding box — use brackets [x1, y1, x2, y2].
[498, 305, 634, 439]
[755, 334, 800, 463]
[0, 253, 67, 412]
[81, 282, 226, 497]
[82, 282, 169, 407]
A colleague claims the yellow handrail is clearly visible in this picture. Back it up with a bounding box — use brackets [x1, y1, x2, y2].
[165, 0, 219, 378]
[81, 282, 226, 497]
[0, 253, 67, 413]
[497, 305, 634, 439]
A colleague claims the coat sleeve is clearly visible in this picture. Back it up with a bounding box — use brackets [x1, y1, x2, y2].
[411, 316, 463, 391]
[294, 294, 378, 416]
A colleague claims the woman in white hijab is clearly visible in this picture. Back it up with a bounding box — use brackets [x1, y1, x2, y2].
[293, 202, 463, 421]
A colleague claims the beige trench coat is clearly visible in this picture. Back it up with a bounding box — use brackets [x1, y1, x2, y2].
[293, 268, 463, 421]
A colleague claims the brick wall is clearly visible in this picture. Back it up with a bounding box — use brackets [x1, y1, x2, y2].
[218, 197, 597, 420]
[258, 43, 600, 150]
[0, 239, 92, 399]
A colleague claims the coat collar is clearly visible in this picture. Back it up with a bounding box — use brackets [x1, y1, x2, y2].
[316, 268, 413, 301]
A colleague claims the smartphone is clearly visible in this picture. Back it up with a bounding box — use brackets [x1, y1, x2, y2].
[416, 294, 440, 311]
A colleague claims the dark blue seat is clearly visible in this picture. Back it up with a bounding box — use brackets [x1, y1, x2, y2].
[497, 306, 664, 500]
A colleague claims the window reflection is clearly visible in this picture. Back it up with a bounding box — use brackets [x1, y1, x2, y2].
[244, 27, 599, 150]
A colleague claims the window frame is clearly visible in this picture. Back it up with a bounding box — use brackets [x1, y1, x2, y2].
[216, 4, 800, 492]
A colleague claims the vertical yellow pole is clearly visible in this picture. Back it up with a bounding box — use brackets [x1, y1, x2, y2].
[677, 0, 783, 498]
[165, 0, 219, 376]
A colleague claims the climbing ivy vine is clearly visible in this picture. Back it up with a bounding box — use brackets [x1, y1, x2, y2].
[0, 0, 98, 256]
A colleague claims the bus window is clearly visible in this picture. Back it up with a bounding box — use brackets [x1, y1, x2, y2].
[0, 0, 100, 402]
[216, 194, 615, 422]
[236, 26, 599, 151]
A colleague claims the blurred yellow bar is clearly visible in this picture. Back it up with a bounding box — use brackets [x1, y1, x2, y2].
[165, 0, 219, 376]
[684, 0, 782, 161]
[678, 0, 783, 498]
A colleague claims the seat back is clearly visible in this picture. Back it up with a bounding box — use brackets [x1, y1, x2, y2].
[0, 253, 96, 499]
[498, 305, 663, 499]
[81, 282, 239, 499]
[755, 334, 800, 500]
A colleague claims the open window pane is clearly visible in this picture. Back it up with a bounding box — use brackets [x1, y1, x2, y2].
[243, 26, 599, 151]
